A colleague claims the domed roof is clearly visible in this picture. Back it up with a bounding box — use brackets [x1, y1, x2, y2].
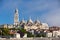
[20, 19, 25, 23]
[35, 19, 41, 24]
[27, 17, 33, 23]
[42, 23, 48, 27]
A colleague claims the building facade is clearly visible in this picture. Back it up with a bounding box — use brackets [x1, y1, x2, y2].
[13, 8, 49, 31]
[14, 8, 19, 27]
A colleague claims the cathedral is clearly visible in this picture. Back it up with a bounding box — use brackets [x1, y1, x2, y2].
[0, 8, 49, 38]
[14, 8, 49, 31]
[1, 8, 60, 38]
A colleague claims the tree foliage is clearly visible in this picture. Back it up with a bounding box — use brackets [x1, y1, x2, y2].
[2, 28, 9, 36]
[27, 32, 34, 37]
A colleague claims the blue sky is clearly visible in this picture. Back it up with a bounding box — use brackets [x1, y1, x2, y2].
[0, 0, 60, 26]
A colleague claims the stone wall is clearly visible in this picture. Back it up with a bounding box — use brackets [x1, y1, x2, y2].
[0, 37, 60, 40]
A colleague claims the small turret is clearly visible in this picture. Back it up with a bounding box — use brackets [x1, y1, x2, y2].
[27, 17, 33, 24]
[35, 19, 41, 24]
[20, 18, 26, 24]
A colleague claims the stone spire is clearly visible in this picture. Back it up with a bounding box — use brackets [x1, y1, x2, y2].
[14, 8, 19, 26]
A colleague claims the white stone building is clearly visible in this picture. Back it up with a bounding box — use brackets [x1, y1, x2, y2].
[23, 19, 49, 31]
[52, 30, 60, 37]
[0, 8, 49, 31]
[47, 32, 52, 37]
[13, 8, 49, 31]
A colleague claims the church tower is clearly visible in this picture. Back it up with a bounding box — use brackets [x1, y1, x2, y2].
[14, 8, 19, 27]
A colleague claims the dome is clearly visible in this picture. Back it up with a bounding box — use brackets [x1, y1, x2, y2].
[42, 23, 48, 27]
[27, 18, 33, 23]
[35, 19, 41, 24]
[20, 19, 25, 24]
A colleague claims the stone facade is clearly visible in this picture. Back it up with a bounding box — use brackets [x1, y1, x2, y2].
[14, 8, 19, 27]
[20, 19, 49, 31]
[13, 8, 49, 31]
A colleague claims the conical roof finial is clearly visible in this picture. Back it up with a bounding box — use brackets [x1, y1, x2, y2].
[35, 17, 41, 24]
[15, 8, 18, 13]
[27, 16, 33, 23]
[22, 18, 25, 23]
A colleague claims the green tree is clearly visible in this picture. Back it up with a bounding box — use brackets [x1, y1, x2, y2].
[36, 32, 46, 37]
[27, 32, 34, 37]
[2, 28, 10, 36]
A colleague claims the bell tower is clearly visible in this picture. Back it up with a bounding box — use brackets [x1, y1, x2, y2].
[14, 8, 19, 27]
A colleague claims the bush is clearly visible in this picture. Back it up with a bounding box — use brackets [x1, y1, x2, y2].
[27, 32, 34, 37]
